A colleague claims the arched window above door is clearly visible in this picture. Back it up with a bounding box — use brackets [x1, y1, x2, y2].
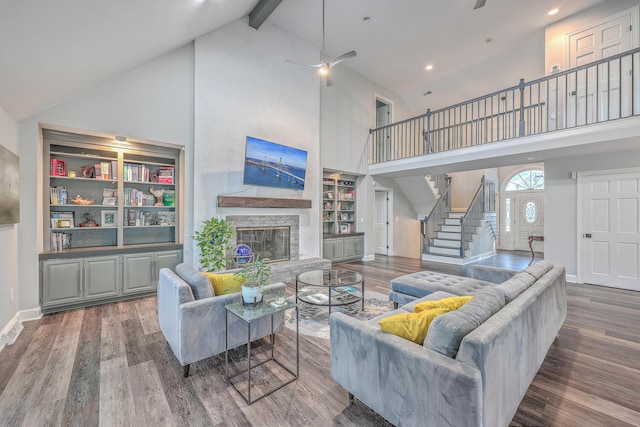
[505, 170, 544, 191]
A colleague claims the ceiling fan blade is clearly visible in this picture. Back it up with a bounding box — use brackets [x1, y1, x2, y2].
[328, 50, 357, 67]
[285, 58, 323, 68]
[473, 0, 486, 9]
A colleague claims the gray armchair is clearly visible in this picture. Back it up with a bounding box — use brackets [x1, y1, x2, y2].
[157, 263, 285, 377]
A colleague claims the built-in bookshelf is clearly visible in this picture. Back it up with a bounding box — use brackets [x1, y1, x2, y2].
[322, 173, 357, 236]
[43, 129, 181, 252]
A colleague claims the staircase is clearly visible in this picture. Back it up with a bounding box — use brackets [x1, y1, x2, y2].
[422, 177, 496, 265]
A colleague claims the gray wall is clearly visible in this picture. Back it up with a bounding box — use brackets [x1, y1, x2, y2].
[17, 44, 194, 315]
[0, 107, 18, 339]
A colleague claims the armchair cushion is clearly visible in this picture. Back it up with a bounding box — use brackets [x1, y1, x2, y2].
[202, 272, 244, 295]
[176, 263, 214, 299]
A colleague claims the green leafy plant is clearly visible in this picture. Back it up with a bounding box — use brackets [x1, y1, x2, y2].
[192, 217, 233, 272]
[234, 255, 272, 290]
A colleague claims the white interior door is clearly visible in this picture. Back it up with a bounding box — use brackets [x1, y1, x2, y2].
[375, 191, 389, 255]
[514, 191, 544, 252]
[566, 11, 634, 126]
[580, 170, 640, 291]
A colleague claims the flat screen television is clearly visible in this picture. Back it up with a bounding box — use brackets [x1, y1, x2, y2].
[243, 136, 307, 191]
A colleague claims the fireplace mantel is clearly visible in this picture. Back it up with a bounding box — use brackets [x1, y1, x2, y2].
[217, 196, 312, 209]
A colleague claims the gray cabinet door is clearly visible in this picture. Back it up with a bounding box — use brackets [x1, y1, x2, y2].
[42, 259, 83, 307]
[123, 253, 154, 294]
[347, 236, 365, 258]
[84, 256, 121, 300]
[344, 238, 356, 258]
[323, 238, 344, 261]
[154, 250, 182, 283]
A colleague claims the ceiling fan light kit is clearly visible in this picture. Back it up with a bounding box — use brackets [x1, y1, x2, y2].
[285, 0, 356, 86]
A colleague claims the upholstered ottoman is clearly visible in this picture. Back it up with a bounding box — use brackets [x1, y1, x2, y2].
[389, 270, 495, 308]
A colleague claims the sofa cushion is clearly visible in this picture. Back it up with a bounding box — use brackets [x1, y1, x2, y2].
[175, 263, 214, 300]
[522, 261, 553, 280]
[424, 287, 506, 357]
[414, 295, 474, 313]
[379, 307, 451, 344]
[202, 272, 244, 296]
[495, 272, 535, 303]
[390, 271, 494, 298]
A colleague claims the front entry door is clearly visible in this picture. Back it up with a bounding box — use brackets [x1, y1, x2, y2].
[580, 169, 640, 291]
[514, 191, 544, 252]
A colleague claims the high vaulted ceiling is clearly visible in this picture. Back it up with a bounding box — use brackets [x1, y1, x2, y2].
[0, 0, 611, 122]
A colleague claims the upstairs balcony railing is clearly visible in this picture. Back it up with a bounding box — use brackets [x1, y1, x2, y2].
[370, 47, 640, 164]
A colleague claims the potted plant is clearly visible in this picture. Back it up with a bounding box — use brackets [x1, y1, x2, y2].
[193, 217, 233, 272]
[235, 255, 272, 304]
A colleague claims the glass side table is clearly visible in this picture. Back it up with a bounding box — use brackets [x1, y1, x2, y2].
[225, 299, 298, 404]
[296, 269, 364, 317]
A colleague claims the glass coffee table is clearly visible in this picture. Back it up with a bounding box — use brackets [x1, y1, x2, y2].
[296, 269, 364, 317]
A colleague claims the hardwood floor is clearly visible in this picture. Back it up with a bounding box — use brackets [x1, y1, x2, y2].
[1, 253, 639, 426]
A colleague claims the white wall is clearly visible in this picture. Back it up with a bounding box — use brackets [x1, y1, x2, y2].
[372, 176, 420, 259]
[0, 107, 19, 339]
[193, 19, 321, 261]
[17, 45, 194, 314]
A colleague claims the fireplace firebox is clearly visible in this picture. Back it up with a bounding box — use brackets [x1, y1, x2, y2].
[236, 226, 290, 263]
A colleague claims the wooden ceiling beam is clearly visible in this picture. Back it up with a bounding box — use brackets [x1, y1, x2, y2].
[249, 0, 283, 30]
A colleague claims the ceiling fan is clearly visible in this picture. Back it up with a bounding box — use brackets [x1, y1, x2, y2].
[473, 0, 486, 9]
[286, 0, 356, 86]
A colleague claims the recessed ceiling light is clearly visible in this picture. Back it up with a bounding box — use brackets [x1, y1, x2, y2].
[425, 64, 434, 71]
[423, 90, 432, 96]
[485, 37, 493, 44]
[548, 8, 559, 16]
[362, 16, 371, 23]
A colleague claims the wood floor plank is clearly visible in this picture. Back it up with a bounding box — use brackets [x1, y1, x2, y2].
[62, 306, 102, 427]
[98, 355, 136, 426]
[1, 252, 640, 426]
[129, 360, 175, 426]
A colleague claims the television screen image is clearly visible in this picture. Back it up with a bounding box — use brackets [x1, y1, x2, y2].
[243, 136, 307, 191]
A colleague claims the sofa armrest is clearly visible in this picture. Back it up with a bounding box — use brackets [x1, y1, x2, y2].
[330, 312, 483, 427]
[472, 265, 519, 284]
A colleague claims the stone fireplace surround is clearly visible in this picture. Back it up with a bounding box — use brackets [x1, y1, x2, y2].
[224, 214, 329, 283]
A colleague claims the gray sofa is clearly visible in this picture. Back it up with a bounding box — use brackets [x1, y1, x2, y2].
[330, 261, 566, 427]
[158, 263, 285, 377]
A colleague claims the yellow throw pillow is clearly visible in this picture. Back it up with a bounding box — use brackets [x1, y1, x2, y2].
[414, 295, 473, 313]
[202, 273, 244, 296]
[379, 307, 450, 345]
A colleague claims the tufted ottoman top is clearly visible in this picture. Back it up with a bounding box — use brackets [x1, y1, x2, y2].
[390, 270, 495, 299]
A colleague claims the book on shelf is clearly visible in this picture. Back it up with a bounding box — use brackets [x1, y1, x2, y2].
[94, 163, 102, 179]
[49, 186, 68, 205]
[50, 211, 75, 228]
[157, 166, 174, 184]
[50, 232, 72, 251]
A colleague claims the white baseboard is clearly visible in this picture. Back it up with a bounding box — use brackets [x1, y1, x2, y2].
[0, 306, 42, 352]
[566, 274, 578, 284]
[362, 254, 375, 261]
